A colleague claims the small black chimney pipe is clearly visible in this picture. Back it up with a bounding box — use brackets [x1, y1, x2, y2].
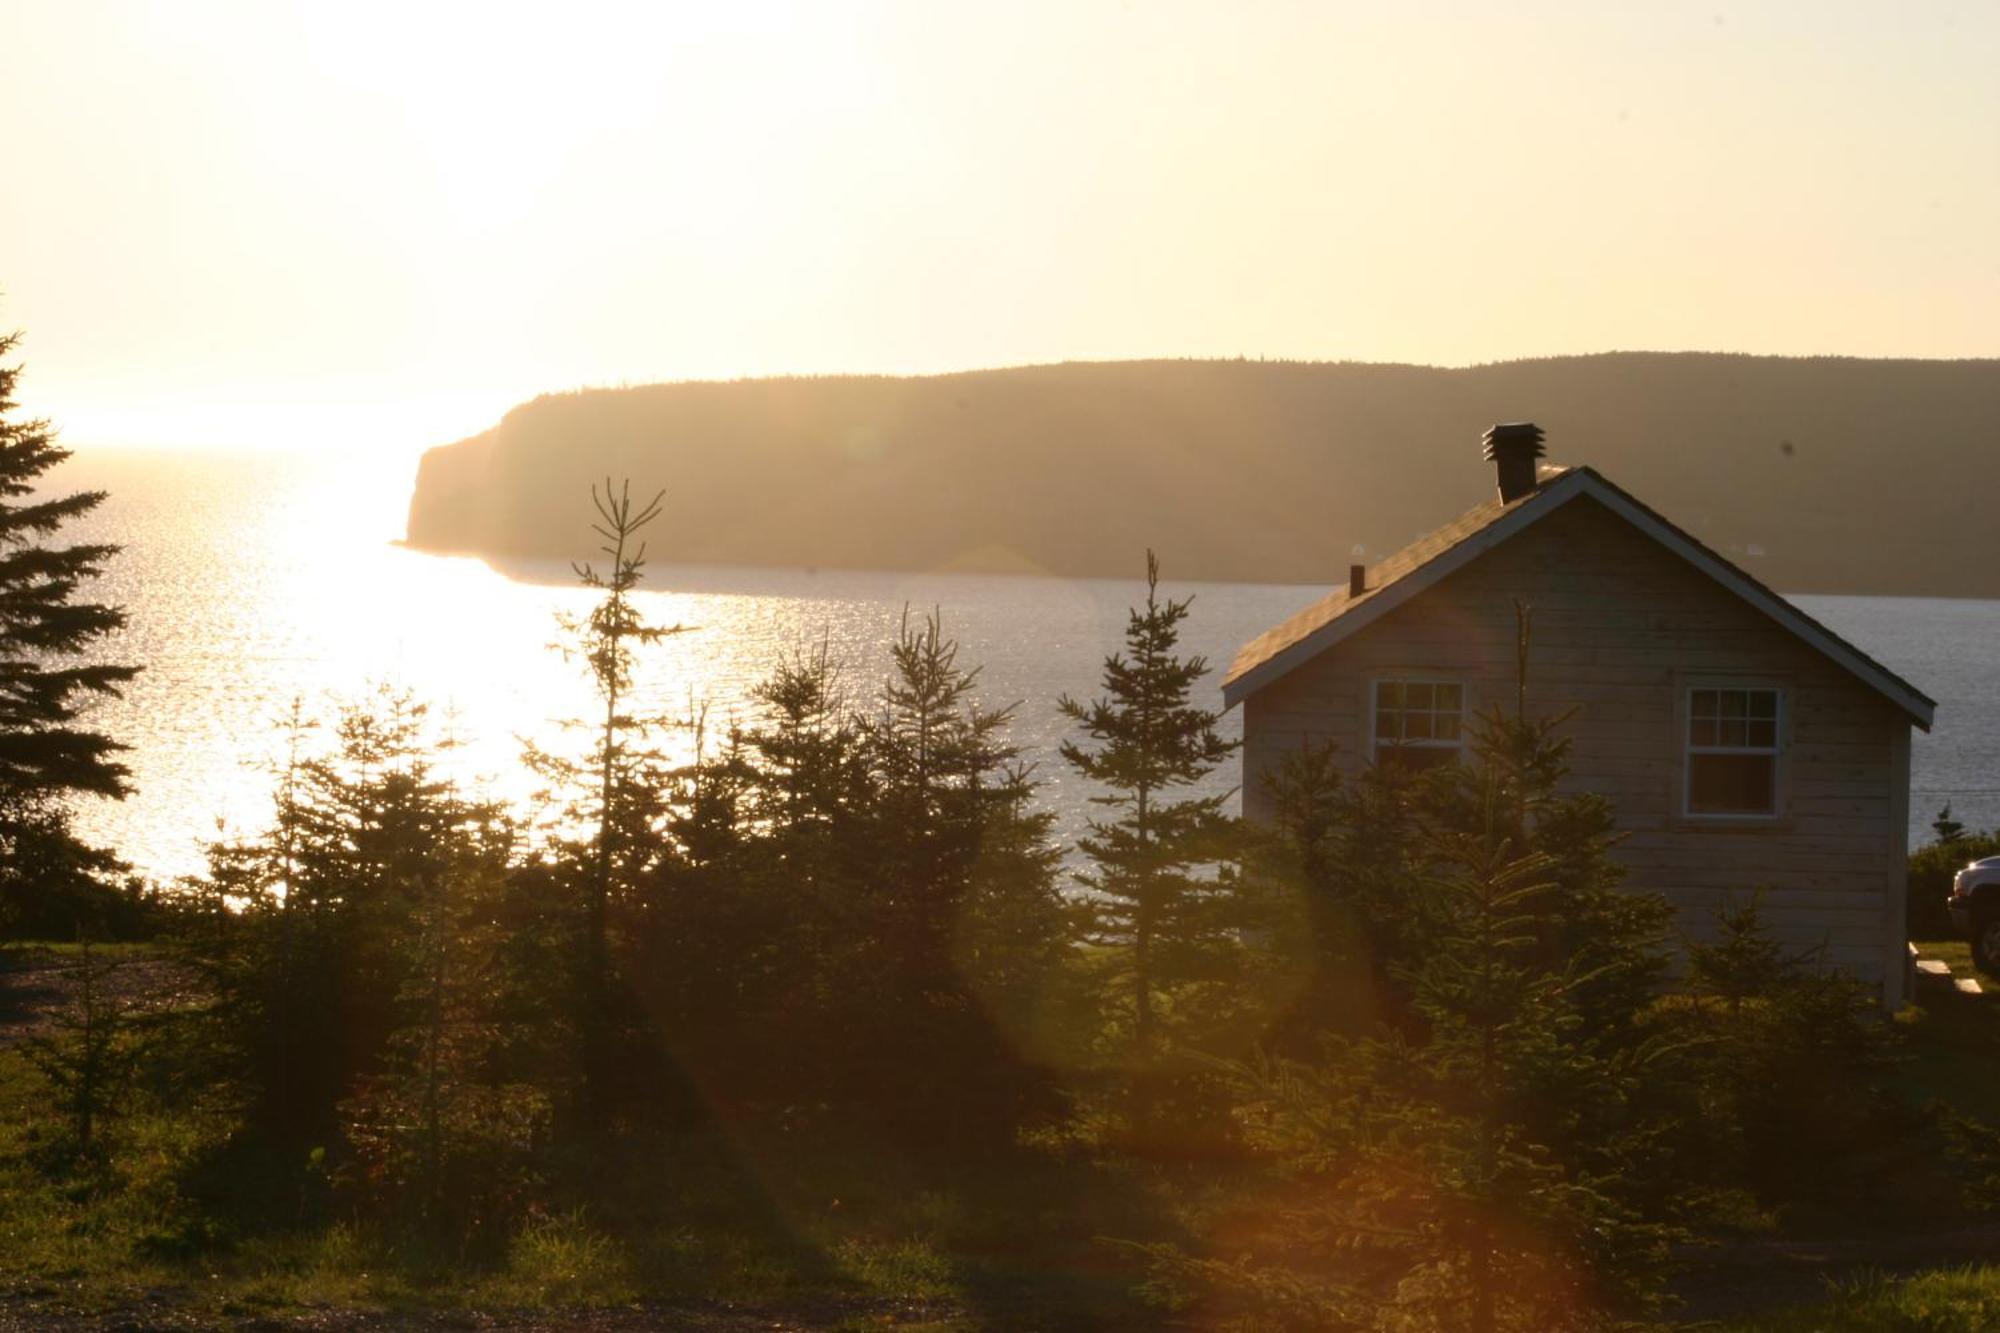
[1482, 422, 1546, 503]
[1349, 564, 1367, 597]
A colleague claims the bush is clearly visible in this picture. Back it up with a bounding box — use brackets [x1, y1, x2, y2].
[1909, 824, 2000, 942]
[1682, 895, 1920, 1219]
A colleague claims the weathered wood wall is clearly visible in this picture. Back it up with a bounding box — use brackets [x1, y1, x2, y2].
[1241, 494, 1910, 1004]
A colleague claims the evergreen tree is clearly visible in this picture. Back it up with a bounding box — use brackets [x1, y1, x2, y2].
[530, 479, 687, 1126]
[1252, 738, 1387, 1048]
[186, 689, 506, 1146]
[748, 636, 863, 843]
[857, 609, 1068, 1142]
[625, 615, 1070, 1141]
[1681, 895, 1910, 1215]
[556, 481, 686, 998]
[339, 772, 544, 1242]
[24, 935, 141, 1155]
[1058, 551, 1252, 1136]
[865, 609, 1056, 1000]
[623, 710, 776, 1118]
[1144, 707, 1688, 1331]
[0, 330, 139, 938]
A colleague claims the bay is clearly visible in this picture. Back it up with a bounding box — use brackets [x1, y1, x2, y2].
[49, 447, 2000, 882]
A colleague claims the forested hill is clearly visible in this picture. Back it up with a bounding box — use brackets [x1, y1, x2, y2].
[404, 354, 2000, 597]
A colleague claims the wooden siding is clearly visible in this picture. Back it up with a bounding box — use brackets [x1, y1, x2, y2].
[1241, 494, 1909, 1000]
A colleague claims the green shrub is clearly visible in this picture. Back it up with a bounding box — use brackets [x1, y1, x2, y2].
[1909, 819, 2000, 942]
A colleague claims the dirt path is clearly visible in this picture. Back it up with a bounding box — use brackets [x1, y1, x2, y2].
[0, 946, 198, 1048]
[0, 1295, 967, 1332]
[1669, 1222, 2000, 1322]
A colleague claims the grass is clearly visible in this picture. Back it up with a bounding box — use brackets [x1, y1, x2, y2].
[1712, 1264, 2000, 1331]
[0, 1007, 1176, 1327]
[1892, 940, 2000, 1125]
[1915, 938, 1975, 975]
[1691, 952, 2000, 1330]
[0, 938, 158, 963]
[13, 937, 2000, 1328]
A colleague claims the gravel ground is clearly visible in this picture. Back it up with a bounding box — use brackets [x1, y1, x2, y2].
[0, 1294, 968, 1332]
[0, 946, 198, 1049]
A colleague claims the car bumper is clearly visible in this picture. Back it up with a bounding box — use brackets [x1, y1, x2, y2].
[1951, 900, 1974, 935]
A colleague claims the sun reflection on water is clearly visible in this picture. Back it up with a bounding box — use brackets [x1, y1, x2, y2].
[55, 447, 1321, 883]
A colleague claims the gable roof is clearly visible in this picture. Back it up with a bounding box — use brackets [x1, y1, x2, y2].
[1221, 466, 1936, 730]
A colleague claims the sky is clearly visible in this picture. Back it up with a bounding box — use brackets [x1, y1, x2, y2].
[2, 0, 1997, 450]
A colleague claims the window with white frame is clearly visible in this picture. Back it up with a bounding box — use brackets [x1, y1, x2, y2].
[1685, 687, 1782, 816]
[1372, 679, 1464, 772]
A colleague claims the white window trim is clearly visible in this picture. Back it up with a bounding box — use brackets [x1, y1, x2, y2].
[1369, 675, 1467, 767]
[1681, 684, 1786, 821]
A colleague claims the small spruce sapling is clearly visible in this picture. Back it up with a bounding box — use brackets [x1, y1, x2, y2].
[24, 935, 140, 1155]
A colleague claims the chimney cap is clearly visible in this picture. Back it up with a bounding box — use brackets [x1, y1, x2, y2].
[1481, 421, 1546, 460]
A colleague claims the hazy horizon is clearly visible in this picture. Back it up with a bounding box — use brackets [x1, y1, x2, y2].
[4, 1, 1996, 451]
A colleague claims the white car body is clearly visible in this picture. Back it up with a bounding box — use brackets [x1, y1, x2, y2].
[1948, 855, 2000, 950]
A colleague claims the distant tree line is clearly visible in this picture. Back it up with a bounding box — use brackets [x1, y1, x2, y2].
[407, 353, 2000, 597]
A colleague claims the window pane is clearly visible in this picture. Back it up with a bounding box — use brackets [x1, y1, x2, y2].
[1436, 714, 1461, 741]
[1378, 745, 1457, 775]
[1407, 682, 1434, 710]
[1375, 708, 1398, 739]
[1438, 683, 1463, 711]
[1691, 718, 1717, 747]
[1748, 691, 1777, 719]
[1377, 681, 1402, 709]
[1692, 689, 1718, 719]
[1689, 753, 1776, 815]
[1405, 712, 1433, 740]
[1720, 719, 1747, 748]
[1720, 691, 1747, 719]
[1746, 719, 1777, 749]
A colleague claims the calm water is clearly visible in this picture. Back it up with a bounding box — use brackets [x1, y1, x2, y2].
[50, 447, 2000, 882]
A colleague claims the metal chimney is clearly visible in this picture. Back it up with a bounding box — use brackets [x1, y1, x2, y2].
[1349, 564, 1367, 597]
[1482, 422, 1546, 503]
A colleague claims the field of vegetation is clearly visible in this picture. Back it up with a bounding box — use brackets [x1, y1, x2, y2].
[11, 918, 2000, 1332]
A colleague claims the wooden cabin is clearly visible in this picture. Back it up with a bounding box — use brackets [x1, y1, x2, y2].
[1222, 424, 1935, 1006]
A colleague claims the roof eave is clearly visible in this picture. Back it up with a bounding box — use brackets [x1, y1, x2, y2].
[1221, 468, 1937, 732]
[1571, 470, 1937, 732]
[1221, 475, 1582, 708]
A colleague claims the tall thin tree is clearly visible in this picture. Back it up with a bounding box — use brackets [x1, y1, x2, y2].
[551, 479, 687, 1120]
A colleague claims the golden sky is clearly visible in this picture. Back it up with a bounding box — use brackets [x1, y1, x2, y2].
[3, 0, 1997, 449]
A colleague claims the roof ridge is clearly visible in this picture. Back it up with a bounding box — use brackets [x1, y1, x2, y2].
[1221, 466, 1934, 730]
[1223, 471, 1574, 685]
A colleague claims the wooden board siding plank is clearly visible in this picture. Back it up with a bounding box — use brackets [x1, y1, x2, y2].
[1239, 491, 1912, 1005]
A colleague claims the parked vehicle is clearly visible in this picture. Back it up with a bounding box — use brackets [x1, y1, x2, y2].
[1948, 856, 2000, 973]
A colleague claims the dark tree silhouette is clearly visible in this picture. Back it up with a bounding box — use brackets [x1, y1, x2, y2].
[1059, 551, 1244, 1135]
[0, 330, 138, 938]
[542, 479, 687, 1125]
